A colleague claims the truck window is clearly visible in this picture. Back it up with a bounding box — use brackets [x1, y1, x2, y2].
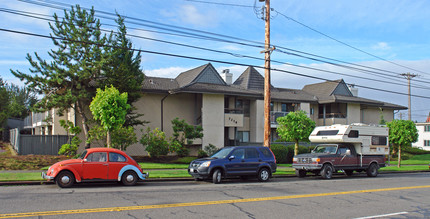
[372, 136, 387, 145]
[348, 130, 359, 138]
[316, 130, 339, 136]
[313, 145, 337, 154]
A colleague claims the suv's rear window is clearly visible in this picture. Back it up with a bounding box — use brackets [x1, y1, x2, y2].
[259, 147, 273, 158]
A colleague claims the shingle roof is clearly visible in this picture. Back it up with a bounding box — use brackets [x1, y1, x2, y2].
[175, 64, 209, 88]
[141, 76, 179, 92]
[233, 66, 273, 90]
[140, 64, 406, 109]
[302, 79, 346, 96]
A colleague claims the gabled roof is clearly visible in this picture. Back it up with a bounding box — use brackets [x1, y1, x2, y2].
[140, 63, 406, 110]
[175, 63, 226, 88]
[233, 66, 273, 90]
[303, 79, 352, 97]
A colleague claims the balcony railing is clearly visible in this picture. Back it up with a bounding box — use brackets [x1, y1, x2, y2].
[318, 112, 346, 119]
[270, 111, 289, 124]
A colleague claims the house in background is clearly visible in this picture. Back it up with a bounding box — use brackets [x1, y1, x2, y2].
[22, 63, 407, 156]
[412, 116, 430, 151]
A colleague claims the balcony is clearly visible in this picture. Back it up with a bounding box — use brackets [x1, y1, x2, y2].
[224, 108, 244, 127]
[270, 111, 289, 125]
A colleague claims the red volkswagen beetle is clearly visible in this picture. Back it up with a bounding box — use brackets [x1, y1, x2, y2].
[42, 148, 148, 188]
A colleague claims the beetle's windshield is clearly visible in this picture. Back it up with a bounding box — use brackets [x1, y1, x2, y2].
[79, 150, 88, 159]
[312, 145, 338, 154]
[210, 147, 234, 159]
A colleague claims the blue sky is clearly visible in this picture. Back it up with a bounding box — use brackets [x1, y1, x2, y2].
[1, 0, 430, 122]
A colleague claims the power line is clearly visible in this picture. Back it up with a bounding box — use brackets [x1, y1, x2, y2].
[15, 0, 424, 83]
[4, 7, 430, 91]
[2, 27, 430, 101]
[183, 0, 430, 76]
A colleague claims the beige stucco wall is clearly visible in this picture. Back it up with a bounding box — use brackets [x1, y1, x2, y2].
[362, 107, 394, 125]
[347, 103, 361, 124]
[250, 99, 264, 143]
[201, 94, 224, 148]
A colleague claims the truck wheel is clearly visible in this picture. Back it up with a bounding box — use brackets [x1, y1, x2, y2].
[366, 163, 378, 177]
[257, 168, 270, 182]
[296, 169, 307, 178]
[212, 169, 222, 184]
[344, 170, 353, 176]
[56, 171, 75, 188]
[320, 164, 333, 179]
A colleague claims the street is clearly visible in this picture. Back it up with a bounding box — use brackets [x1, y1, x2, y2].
[1, 172, 430, 218]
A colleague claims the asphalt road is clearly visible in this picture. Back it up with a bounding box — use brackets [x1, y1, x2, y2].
[1, 172, 430, 219]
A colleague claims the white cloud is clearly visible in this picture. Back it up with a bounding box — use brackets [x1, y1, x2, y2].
[372, 42, 391, 50]
[161, 4, 218, 28]
[144, 66, 190, 78]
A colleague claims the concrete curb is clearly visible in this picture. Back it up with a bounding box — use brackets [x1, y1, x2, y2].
[1, 170, 429, 186]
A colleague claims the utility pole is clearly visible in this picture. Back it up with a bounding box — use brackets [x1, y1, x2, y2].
[400, 72, 418, 120]
[260, 0, 273, 148]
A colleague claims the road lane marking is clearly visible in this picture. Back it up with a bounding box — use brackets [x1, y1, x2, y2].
[1, 185, 429, 218]
[354, 211, 408, 219]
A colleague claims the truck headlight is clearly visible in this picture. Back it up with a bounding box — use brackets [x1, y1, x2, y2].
[200, 161, 211, 167]
[312, 158, 320, 163]
[292, 158, 298, 162]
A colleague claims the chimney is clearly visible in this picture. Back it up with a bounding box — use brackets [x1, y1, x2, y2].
[348, 84, 358, 96]
[221, 69, 233, 85]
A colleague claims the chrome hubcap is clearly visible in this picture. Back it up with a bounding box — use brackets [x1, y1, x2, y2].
[126, 174, 134, 182]
[61, 176, 70, 184]
[261, 171, 269, 180]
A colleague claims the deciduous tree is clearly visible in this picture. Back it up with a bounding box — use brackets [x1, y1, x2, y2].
[276, 111, 315, 155]
[387, 119, 418, 167]
[90, 86, 130, 148]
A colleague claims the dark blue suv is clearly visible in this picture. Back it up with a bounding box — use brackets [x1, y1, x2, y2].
[188, 146, 277, 183]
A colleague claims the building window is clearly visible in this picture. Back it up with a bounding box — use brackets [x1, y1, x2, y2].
[425, 126, 430, 132]
[425, 140, 430, 146]
[237, 131, 249, 143]
[281, 103, 295, 112]
[236, 99, 250, 116]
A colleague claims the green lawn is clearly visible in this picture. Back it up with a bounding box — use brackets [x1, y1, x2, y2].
[139, 163, 189, 169]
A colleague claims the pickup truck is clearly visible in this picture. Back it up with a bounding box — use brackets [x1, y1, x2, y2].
[292, 143, 386, 179]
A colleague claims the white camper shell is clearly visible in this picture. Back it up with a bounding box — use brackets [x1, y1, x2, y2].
[309, 123, 389, 155]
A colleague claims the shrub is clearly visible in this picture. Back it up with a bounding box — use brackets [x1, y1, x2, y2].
[403, 147, 430, 155]
[197, 149, 208, 158]
[271, 144, 312, 164]
[271, 144, 289, 163]
[58, 143, 78, 157]
[204, 144, 218, 156]
[140, 128, 169, 157]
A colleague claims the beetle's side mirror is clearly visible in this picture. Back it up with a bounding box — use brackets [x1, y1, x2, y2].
[83, 159, 88, 162]
[228, 155, 235, 160]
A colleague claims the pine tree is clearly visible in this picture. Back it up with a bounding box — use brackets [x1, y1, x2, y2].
[99, 14, 145, 127]
[11, 5, 109, 148]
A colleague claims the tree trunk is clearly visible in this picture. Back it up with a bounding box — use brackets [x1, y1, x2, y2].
[76, 100, 91, 149]
[295, 140, 299, 156]
[397, 146, 401, 168]
[107, 130, 111, 148]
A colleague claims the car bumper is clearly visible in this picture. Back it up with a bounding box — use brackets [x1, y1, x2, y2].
[138, 172, 149, 180]
[41, 172, 54, 180]
[188, 167, 210, 179]
[292, 164, 322, 170]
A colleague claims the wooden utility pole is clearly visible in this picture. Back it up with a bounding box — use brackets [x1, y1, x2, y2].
[400, 72, 418, 120]
[262, 0, 271, 147]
